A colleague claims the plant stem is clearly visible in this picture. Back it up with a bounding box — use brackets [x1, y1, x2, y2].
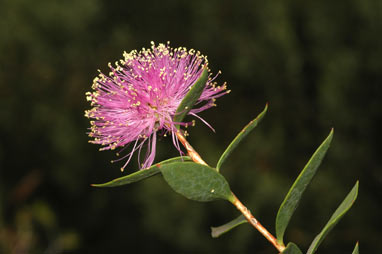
[176, 130, 208, 166]
[231, 193, 285, 253]
[176, 130, 285, 253]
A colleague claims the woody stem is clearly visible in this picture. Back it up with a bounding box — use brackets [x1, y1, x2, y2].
[175, 130, 208, 166]
[231, 194, 285, 252]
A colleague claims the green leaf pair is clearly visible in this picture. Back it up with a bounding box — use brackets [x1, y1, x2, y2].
[274, 128, 359, 254]
[277, 181, 359, 254]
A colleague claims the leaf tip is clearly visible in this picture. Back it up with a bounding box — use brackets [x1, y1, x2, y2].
[260, 103, 268, 115]
[325, 128, 334, 143]
[260, 103, 268, 116]
[354, 180, 359, 194]
[352, 241, 360, 254]
[210, 227, 219, 238]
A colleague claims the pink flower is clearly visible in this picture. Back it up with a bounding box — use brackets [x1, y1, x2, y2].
[85, 42, 228, 170]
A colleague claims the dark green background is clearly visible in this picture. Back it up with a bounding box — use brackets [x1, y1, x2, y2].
[1, 0, 380, 253]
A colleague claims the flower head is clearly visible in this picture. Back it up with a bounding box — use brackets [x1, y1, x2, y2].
[85, 42, 228, 170]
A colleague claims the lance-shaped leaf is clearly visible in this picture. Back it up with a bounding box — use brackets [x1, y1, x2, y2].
[216, 104, 268, 171]
[307, 181, 359, 254]
[275, 129, 334, 245]
[92, 156, 191, 187]
[282, 242, 303, 254]
[160, 161, 234, 202]
[352, 242, 359, 254]
[211, 214, 248, 238]
[173, 68, 208, 127]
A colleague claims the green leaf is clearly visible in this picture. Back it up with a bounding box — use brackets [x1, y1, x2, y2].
[282, 242, 303, 254]
[91, 156, 191, 187]
[173, 68, 208, 127]
[352, 242, 359, 254]
[216, 104, 268, 171]
[210, 215, 248, 238]
[276, 129, 334, 245]
[160, 161, 234, 202]
[307, 181, 359, 254]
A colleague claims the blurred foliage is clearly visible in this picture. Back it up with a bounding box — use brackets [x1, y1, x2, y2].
[0, 0, 380, 253]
